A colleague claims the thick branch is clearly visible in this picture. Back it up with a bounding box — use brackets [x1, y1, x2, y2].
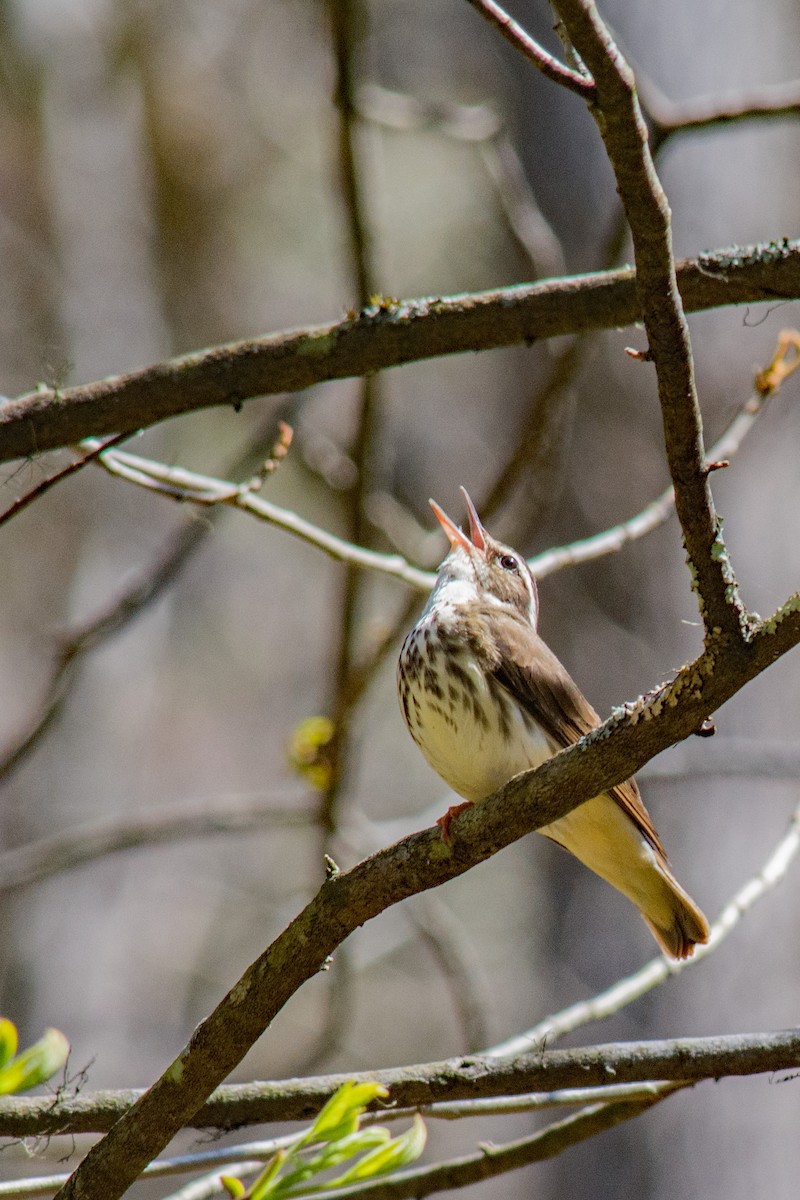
[3, 1029, 799, 1138]
[52, 600, 800, 1198]
[1, 241, 798, 464]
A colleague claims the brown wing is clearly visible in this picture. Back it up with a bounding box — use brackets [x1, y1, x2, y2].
[488, 610, 667, 859]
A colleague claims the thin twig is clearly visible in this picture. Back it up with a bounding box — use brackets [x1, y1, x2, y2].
[0, 512, 213, 781]
[529, 342, 789, 577]
[486, 795, 800, 1057]
[464, 0, 596, 101]
[643, 76, 800, 148]
[407, 894, 492, 1052]
[90, 444, 435, 589]
[0, 433, 129, 529]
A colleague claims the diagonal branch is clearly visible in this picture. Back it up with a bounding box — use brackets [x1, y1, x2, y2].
[551, 0, 747, 641]
[51, 594, 800, 1197]
[2, 240, 799, 464]
[464, 0, 596, 101]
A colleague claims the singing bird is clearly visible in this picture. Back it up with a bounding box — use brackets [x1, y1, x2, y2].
[397, 488, 708, 959]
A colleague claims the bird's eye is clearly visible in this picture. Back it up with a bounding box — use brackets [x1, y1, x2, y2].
[499, 554, 519, 573]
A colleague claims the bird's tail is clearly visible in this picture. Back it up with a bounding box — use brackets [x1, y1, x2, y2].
[540, 793, 709, 960]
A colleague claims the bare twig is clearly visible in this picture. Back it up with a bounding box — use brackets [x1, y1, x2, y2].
[2, 241, 799, 464]
[464, 0, 596, 101]
[642, 76, 800, 148]
[357, 86, 565, 277]
[529, 333, 795, 577]
[407, 894, 492, 1052]
[0, 512, 213, 781]
[0, 434, 128, 529]
[91, 443, 435, 589]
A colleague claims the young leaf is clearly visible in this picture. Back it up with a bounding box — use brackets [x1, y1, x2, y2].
[332, 1115, 427, 1185]
[247, 1147, 289, 1200]
[301, 1081, 389, 1147]
[304, 1127, 390, 1174]
[221, 1175, 247, 1199]
[0, 1019, 19, 1070]
[0, 1027, 70, 1095]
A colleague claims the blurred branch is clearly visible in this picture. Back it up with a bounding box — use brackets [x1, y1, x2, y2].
[0, 434, 127, 529]
[288, 950, 355, 1077]
[480, 334, 584, 522]
[6, 1028, 800, 1139]
[0, 423, 293, 782]
[487, 793, 800, 1057]
[552, 0, 746, 641]
[357, 86, 565, 278]
[323, 0, 382, 839]
[2, 240, 799, 463]
[0, 799, 313, 894]
[45, 589, 800, 1195]
[642, 76, 800, 149]
[0, 511, 214, 782]
[464, 0, 596, 101]
[407, 894, 492, 1053]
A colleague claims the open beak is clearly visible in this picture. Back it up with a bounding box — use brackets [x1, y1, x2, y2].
[429, 487, 487, 553]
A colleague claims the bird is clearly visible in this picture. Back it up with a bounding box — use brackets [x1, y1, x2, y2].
[397, 487, 709, 959]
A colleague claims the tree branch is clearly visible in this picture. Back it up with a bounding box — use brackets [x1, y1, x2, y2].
[47, 592, 800, 1196]
[1, 240, 799, 464]
[464, 0, 596, 101]
[552, 0, 746, 640]
[0, 800, 313, 894]
[5, 1029, 800, 1140]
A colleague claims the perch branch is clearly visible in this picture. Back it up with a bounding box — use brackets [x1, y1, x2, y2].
[46, 593, 800, 1196]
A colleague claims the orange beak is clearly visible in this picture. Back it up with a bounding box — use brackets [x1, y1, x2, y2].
[429, 487, 487, 553]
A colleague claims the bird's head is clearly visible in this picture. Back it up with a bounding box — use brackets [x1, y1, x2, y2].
[429, 487, 539, 629]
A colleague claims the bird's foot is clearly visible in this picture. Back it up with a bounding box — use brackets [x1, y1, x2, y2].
[436, 801, 473, 843]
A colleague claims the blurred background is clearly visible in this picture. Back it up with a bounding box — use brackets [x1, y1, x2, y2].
[1, 0, 800, 1196]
